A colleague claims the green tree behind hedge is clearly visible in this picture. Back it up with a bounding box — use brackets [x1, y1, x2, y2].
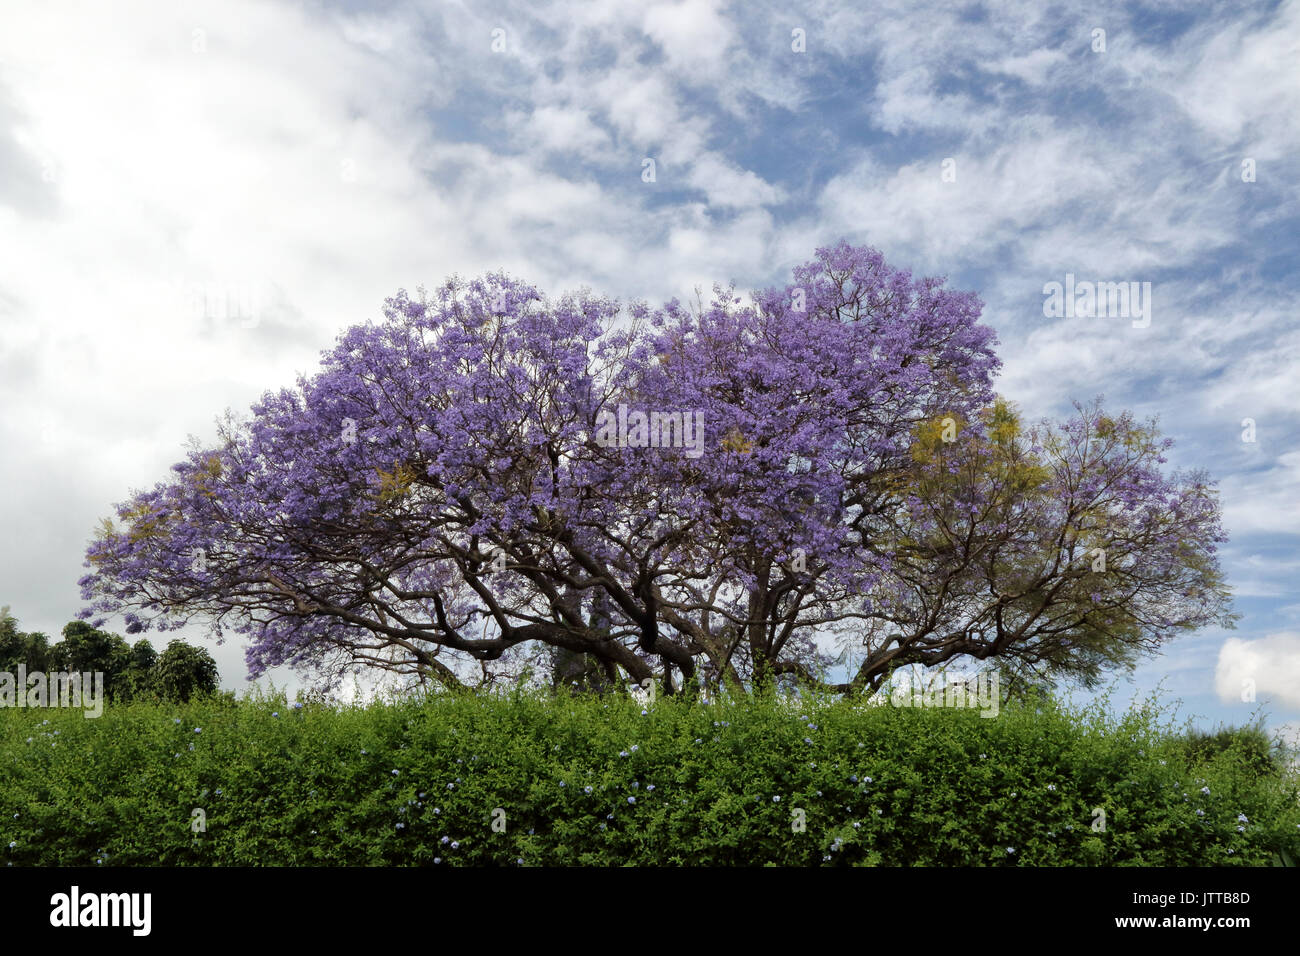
[0, 607, 219, 704]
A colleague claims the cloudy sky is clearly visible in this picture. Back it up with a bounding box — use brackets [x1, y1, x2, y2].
[1, 0, 1296, 739]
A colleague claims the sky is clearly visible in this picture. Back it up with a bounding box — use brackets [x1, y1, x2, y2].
[0, 0, 1296, 743]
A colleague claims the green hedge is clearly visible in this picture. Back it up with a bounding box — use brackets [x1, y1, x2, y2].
[2, 688, 1297, 866]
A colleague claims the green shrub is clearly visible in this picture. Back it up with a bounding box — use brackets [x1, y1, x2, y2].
[1, 688, 1297, 866]
[1173, 724, 1287, 778]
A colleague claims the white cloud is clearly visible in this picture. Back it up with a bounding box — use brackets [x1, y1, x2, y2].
[509, 104, 613, 157]
[642, 0, 736, 77]
[685, 154, 783, 208]
[1220, 453, 1300, 538]
[872, 67, 990, 136]
[1127, 0, 1300, 157]
[1216, 633, 1300, 707]
[989, 48, 1068, 86]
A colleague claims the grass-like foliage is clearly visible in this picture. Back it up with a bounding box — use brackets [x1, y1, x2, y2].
[2, 688, 1297, 866]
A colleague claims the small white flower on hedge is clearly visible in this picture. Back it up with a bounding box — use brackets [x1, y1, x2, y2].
[628, 797, 636, 804]
[1046, 784, 1056, 792]
[1201, 786, 1210, 795]
[1006, 847, 1015, 855]
[584, 786, 593, 794]
[1196, 809, 1205, 817]
[434, 857, 442, 864]
[773, 796, 780, 802]
[1238, 813, 1248, 823]
[646, 784, 655, 791]
[619, 750, 629, 757]
[451, 841, 459, 849]
[396, 822, 405, 829]
[391, 770, 399, 776]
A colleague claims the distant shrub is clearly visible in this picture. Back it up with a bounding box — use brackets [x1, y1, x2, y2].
[1174, 724, 1287, 778]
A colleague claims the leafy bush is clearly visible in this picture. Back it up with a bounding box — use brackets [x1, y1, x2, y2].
[1172, 724, 1287, 778]
[1, 688, 1297, 866]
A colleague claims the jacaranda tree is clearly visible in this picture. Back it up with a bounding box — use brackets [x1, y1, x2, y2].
[79, 241, 1235, 697]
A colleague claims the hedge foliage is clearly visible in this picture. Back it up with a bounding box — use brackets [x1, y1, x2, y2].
[2, 688, 1297, 866]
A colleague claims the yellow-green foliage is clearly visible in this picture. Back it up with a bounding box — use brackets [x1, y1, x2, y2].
[374, 462, 419, 505]
[118, 501, 170, 544]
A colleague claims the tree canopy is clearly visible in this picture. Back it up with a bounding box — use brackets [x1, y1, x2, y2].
[78, 241, 1235, 697]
